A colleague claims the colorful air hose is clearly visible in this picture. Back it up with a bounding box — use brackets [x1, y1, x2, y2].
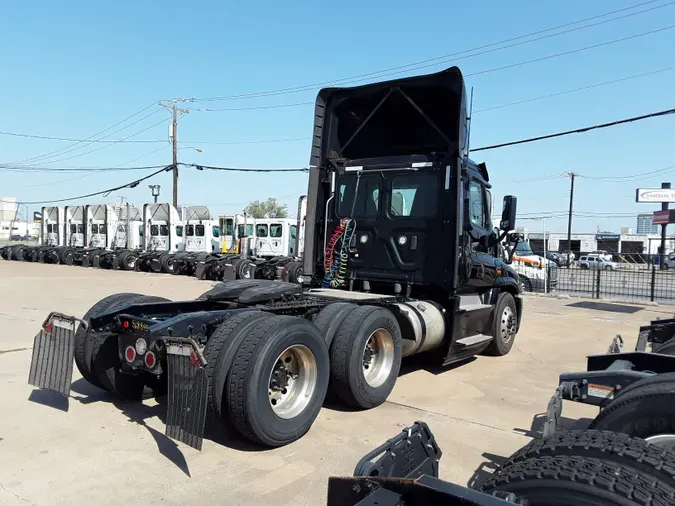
[322, 218, 355, 288]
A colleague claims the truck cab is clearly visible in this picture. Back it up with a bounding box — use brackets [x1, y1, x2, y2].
[302, 66, 520, 306]
[503, 235, 558, 292]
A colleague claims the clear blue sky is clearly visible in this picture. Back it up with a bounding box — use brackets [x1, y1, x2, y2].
[1, 0, 674, 233]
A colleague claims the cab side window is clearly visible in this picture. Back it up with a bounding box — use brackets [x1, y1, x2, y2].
[468, 182, 484, 228]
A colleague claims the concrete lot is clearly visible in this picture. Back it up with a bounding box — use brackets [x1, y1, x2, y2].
[1, 261, 673, 505]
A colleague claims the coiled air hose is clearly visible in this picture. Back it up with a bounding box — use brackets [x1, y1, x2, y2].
[323, 218, 355, 288]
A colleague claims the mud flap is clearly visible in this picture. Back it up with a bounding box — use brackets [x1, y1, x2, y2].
[195, 262, 207, 280]
[165, 339, 208, 451]
[28, 313, 86, 397]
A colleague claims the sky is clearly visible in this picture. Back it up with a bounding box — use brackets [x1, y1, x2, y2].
[1, 0, 674, 234]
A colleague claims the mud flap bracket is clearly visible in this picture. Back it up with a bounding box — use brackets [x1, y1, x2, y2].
[28, 312, 87, 397]
[165, 338, 209, 451]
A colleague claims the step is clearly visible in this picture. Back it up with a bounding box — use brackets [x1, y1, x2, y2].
[458, 303, 493, 312]
[455, 334, 493, 347]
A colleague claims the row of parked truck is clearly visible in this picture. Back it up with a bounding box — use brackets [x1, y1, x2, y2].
[0, 198, 308, 283]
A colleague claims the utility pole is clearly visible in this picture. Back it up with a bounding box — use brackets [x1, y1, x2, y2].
[172, 104, 178, 209]
[161, 101, 188, 209]
[566, 172, 578, 266]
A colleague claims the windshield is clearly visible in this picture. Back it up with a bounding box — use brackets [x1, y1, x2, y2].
[514, 242, 534, 255]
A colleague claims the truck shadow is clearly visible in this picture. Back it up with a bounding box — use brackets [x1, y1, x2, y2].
[69, 378, 266, 476]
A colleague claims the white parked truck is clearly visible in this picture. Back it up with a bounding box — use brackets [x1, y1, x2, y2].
[503, 235, 558, 292]
[26, 66, 523, 453]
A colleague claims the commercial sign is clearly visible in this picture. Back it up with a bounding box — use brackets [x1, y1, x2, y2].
[652, 210, 675, 225]
[596, 234, 620, 241]
[636, 188, 675, 203]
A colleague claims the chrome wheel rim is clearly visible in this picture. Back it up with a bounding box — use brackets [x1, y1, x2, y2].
[645, 433, 675, 452]
[268, 345, 317, 419]
[500, 306, 516, 343]
[362, 329, 395, 388]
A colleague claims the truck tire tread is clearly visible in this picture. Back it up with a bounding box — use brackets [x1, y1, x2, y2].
[498, 429, 675, 490]
[225, 315, 329, 446]
[204, 311, 273, 421]
[330, 305, 402, 409]
[476, 454, 675, 505]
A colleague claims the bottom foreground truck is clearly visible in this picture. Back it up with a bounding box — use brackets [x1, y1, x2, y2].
[335, 421, 675, 505]
[27, 66, 526, 451]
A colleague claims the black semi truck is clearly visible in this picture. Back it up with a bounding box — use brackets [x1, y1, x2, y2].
[27, 66, 523, 451]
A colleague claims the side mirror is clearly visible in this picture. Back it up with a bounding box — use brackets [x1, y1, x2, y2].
[500, 196, 517, 231]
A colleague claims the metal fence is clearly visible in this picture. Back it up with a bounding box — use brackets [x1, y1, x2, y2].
[550, 254, 675, 304]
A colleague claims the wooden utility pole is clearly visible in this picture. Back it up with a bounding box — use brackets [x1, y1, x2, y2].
[172, 104, 178, 208]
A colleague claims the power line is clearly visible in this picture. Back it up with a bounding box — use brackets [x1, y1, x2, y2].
[189, 163, 309, 173]
[5, 103, 162, 166]
[20, 116, 171, 166]
[6, 147, 170, 188]
[467, 23, 675, 79]
[180, 137, 309, 146]
[185, 1, 669, 102]
[580, 163, 675, 181]
[0, 166, 172, 205]
[186, 64, 675, 115]
[472, 106, 675, 152]
[473, 65, 675, 113]
[186, 101, 314, 112]
[0, 130, 166, 144]
[0, 163, 167, 173]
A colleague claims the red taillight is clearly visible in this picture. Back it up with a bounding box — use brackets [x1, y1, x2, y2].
[145, 351, 156, 369]
[122, 320, 129, 329]
[125, 346, 136, 363]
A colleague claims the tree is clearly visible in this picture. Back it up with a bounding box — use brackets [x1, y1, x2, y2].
[243, 198, 288, 219]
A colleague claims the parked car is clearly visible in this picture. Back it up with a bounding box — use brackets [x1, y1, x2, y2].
[578, 254, 618, 270]
[545, 251, 562, 266]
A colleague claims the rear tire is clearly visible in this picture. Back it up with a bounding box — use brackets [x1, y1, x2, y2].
[329, 305, 402, 409]
[483, 292, 518, 356]
[160, 254, 175, 273]
[589, 383, 675, 451]
[225, 315, 329, 447]
[74, 292, 147, 389]
[476, 454, 674, 506]
[312, 302, 357, 346]
[204, 310, 274, 421]
[91, 294, 170, 400]
[653, 337, 675, 355]
[520, 277, 532, 291]
[495, 429, 675, 490]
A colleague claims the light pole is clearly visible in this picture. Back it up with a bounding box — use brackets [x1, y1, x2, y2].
[149, 185, 161, 204]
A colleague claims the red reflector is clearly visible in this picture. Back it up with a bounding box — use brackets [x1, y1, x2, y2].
[125, 346, 136, 363]
[145, 351, 156, 368]
[44, 322, 54, 333]
[189, 351, 200, 369]
[122, 321, 130, 329]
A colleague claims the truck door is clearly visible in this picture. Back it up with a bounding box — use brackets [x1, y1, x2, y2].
[464, 180, 498, 290]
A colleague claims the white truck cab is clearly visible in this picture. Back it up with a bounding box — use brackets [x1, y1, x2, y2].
[64, 206, 85, 247]
[505, 237, 558, 292]
[143, 203, 184, 252]
[41, 206, 65, 247]
[254, 218, 297, 258]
